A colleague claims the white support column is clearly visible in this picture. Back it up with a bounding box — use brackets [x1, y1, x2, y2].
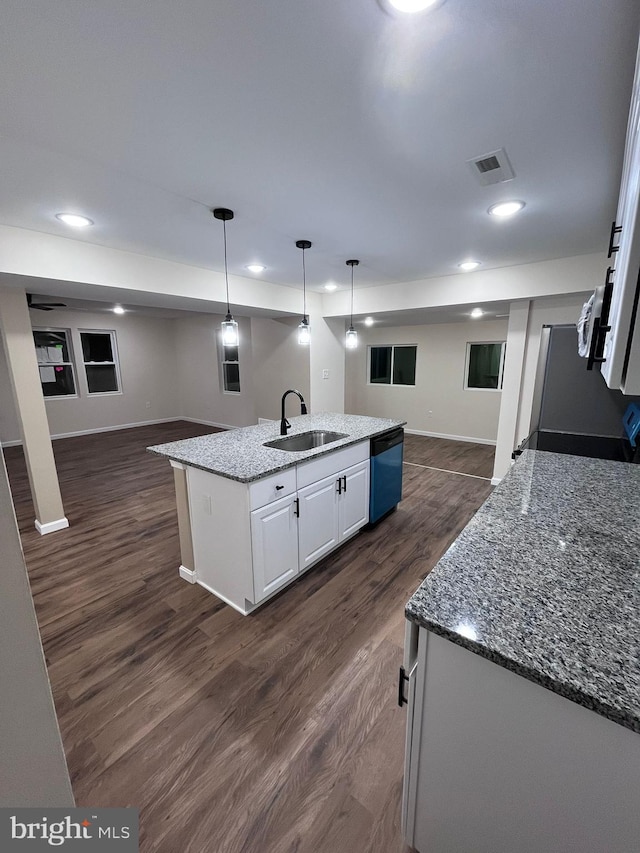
[309, 308, 346, 414]
[0, 287, 68, 534]
[492, 301, 531, 485]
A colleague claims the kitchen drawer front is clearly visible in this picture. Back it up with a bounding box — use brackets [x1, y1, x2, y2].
[296, 440, 369, 489]
[249, 468, 297, 510]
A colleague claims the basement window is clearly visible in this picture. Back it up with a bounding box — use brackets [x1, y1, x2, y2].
[33, 328, 77, 398]
[465, 342, 506, 390]
[80, 330, 121, 394]
[221, 343, 241, 394]
[368, 345, 417, 386]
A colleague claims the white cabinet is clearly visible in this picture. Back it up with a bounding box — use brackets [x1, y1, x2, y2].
[251, 493, 299, 602]
[298, 473, 340, 570]
[339, 460, 369, 539]
[297, 458, 369, 570]
[601, 39, 640, 393]
[402, 626, 640, 853]
[187, 440, 371, 614]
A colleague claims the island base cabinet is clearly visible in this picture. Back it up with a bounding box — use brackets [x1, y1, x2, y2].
[297, 475, 340, 570]
[403, 627, 640, 853]
[251, 494, 299, 603]
[298, 459, 369, 571]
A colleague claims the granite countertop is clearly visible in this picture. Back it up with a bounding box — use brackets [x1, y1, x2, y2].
[148, 413, 405, 483]
[406, 450, 640, 733]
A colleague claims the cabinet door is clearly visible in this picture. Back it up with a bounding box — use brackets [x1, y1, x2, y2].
[297, 473, 340, 570]
[251, 494, 299, 603]
[339, 460, 369, 540]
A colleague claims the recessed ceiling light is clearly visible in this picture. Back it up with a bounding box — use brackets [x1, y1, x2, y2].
[324, 283, 338, 291]
[113, 305, 125, 315]
[458, 260, 481, 272]
[488, 200, 525, 218]
[471, 307, 484, 319]
[364, 317, 375, 326]
[55, 213, 93, 227]
[245, 264, 266, 273]
[384, 0, 444, 13]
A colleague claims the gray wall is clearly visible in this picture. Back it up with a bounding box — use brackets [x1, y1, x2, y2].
[0, 452, 73, 806]
[345, 319, 508, 443]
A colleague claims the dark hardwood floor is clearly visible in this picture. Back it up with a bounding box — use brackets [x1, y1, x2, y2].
[403, 433, 495, 479]
[3, 423, 492, 853]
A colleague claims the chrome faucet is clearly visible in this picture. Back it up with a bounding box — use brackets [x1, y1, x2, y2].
[280, 389, 308, 435]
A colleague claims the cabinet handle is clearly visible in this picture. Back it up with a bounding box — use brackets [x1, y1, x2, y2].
[275, 485, 284, 491]
[337, 477, 342, 494]
[398, 666, 409, 707]
[608, 220, 622, 257]
[342, 475, 347, 493]
[293, 497, 299, 517]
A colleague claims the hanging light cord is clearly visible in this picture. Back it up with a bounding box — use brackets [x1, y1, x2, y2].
[350, 263, 354, 327]
[223, 218, 230, 314]
[302, 246, 307, 320]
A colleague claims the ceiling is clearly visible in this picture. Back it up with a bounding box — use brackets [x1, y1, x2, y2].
[0, 0, 638, 299]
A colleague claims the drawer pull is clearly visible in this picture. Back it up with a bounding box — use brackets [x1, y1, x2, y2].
[275, 485, 284, 490]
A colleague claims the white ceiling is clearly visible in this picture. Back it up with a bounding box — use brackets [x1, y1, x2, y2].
[0, 0, 638, 299]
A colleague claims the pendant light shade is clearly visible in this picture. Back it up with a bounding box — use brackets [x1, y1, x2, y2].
[296, 239, 312, 345]
[213, 207, 239, 347]
[345, 259, 359, 349]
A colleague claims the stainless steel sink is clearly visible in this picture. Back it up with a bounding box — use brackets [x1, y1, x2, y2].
[263, 430, 348, 452]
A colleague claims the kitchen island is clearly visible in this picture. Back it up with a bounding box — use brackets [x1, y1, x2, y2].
[402, 449, 640, 853]
[149, 413, 404, 614]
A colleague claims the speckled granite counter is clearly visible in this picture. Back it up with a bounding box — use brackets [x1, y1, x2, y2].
[148, 413, 405, 482]
[406, 449, 640, 732]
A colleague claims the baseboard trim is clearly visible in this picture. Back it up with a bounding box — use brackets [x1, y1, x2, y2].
[179, 565, 197, 584]
[491, 476, 502, 486]
[180, 417, 235, 430]
[404, 428, 497, 447]
[35, 517, 70, 535]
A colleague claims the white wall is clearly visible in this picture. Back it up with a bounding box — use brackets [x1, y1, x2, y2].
[250, 317, 310, 421]
[345, 319, 509, 443]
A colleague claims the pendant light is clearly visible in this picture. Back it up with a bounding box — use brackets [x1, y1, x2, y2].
[296, 239, 312, 345]
[213, 207, 239, 347]
[345, 259, 359, 349]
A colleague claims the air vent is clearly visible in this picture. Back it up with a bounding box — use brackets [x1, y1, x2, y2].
[467, 148, 515, 186]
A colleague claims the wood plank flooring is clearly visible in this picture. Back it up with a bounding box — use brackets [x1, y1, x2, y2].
[3, 423, 493, 853]
[403, 433, 495, 479]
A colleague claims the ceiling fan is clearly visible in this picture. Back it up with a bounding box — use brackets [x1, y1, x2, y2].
[27, 293, 67, 311]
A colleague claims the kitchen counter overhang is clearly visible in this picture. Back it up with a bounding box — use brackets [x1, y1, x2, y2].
[406, 449, 640, 732]
[148, 413, 405, 482]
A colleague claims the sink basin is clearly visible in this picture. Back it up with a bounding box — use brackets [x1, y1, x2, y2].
[263, 430, 348, 452]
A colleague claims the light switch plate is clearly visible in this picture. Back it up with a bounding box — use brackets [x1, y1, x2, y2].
[322, 369, 329, 379]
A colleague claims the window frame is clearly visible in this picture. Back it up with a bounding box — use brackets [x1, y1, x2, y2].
[78, 328, 123, 396]
[32, 326, 78, 400]
[367, 344, 417, 387]
[220, 338, 241, 395]
[464, 340, 506, 392]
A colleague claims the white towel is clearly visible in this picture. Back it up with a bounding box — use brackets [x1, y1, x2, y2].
[577, 293, 594, 358]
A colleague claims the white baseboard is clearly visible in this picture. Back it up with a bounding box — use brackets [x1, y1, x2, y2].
[491, 476, 502, 486]
[35, 517, 69, 535]
[404, 428, 497, 447]
[180, 417, 235, 430]
[0, 438, 22, 448]
[179, 565, 197, 584]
